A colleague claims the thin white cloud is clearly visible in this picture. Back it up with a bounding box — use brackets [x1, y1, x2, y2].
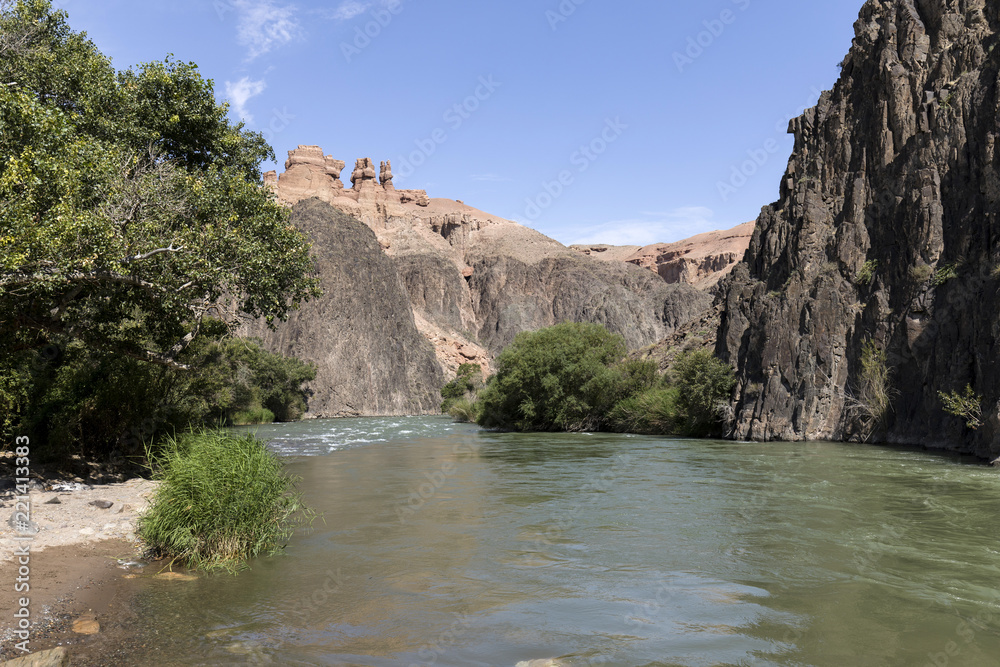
[225, 76, 267, 124]
[231, 0, 302, 60]
[318, 0, 402, 21]
[326, 1, 368, 20]
[568, 207, 719, 247]
[471, 173, 511, 183]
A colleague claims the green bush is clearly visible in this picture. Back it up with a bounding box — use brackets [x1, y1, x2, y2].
[609, 387, 681, 434]
[137, 430, 313, 571]
[938, 384, 983, 429]
[231, 408, 276, 425]
[440, 363, 482, 413]
[857, 260, 879, 286]
[447, 397, 480, 423]
[669, 350, 736, 436]
[4, 320, 316, 460]
[476, 322, 630, 432]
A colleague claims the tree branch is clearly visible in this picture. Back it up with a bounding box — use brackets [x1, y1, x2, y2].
[122, 244, 184, 263]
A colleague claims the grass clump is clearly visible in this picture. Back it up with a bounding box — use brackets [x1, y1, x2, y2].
[847, 340, 895, 440]
[857, 260, 879, 286]
[231, 407, 276, 425]
[938, 384, 983, 429]
[909, 263, 933, 283]
[447, 397, 480, 423]
[608, 387, 681, 435]
[440, 363, 483, 414]
[137, 430, 313, 571]
[932, 262, 960, 286]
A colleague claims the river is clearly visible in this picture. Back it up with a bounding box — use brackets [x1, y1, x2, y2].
[108, 416, 1000, 666]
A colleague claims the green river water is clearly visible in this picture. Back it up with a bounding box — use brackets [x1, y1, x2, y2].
[111, 416, 1000, 666]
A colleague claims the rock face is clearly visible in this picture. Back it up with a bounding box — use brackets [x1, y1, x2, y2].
[259, 146, 715, 415]
[717, 0, 1000, 458]
[626, 222, 755, 289]
[246, 198, 443, 417]
[570, 222, 753, 289]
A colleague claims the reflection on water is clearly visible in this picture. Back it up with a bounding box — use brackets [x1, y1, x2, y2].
[115, 417, 1000, 666]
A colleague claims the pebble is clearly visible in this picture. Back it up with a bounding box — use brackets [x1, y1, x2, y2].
[89, 500, 114, 509]
[78, 527, 95, 535]
[44, 496, 62, 504]
[155, 572, 198, 582]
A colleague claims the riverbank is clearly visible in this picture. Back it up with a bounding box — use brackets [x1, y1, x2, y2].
[0, 473, 158, 661]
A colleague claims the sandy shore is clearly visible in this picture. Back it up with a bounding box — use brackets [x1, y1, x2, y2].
[0, 478, 159, 660]
[0, 478, 158, 563]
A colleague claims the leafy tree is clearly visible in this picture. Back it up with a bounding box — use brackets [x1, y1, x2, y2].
[0, 0, 319, 371]
[0, 1, 321, 456]
[476, 322, 631, 432]
[669, 349, 736, 437]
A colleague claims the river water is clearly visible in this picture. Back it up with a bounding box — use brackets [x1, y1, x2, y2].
[114, 416, 1000, 666]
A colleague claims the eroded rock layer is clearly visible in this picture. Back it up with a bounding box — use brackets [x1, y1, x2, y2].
[717, 0, 1000, 457]
[259, 145, 715, 416]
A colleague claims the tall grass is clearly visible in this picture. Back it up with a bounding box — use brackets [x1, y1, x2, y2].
[137, 430, 313, 571]
[447, 397, 479, 423]
[608, 387, 681, 435]
[847, 340, 895, 440]
[231, 407, 275, 425]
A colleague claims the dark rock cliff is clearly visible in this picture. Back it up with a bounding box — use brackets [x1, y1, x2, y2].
[718, 0, 1000, 457]
[247, 199, 444, 417]
[469, 254, 711, 356]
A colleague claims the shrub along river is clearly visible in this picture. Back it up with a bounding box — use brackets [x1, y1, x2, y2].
[103, 416, 1000, 666]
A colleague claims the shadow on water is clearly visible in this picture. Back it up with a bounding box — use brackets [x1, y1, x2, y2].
[474, 428, 623, 466]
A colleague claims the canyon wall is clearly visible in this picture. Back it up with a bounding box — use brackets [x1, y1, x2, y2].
[255, 147, 713, 417]
[717, 0, 1000, 458]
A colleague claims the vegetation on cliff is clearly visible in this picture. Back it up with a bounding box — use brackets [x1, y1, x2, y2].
[474, 322, 734, 436]
[0, 1, 320, 458]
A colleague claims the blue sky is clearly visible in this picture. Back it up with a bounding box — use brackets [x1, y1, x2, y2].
[59, 0, 863, 247]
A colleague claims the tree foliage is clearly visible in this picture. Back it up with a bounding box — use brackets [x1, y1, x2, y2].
[0, 1, 320, 456]
[0, 0, 319, 370]
[476, 322, 647, 432]
[474, 323, 735, 437]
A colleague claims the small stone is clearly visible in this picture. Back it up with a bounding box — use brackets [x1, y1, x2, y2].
[6, 513, 40, 535]
[0, 646, 69, 666]
[78, 527, 95, 535]
[155, 571, 198, 582]
[44, 496, 62, 505]
[89, 500, 113, 509]
[72, 617, 100, 635]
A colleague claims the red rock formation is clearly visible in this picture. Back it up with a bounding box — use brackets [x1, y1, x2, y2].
[626, 221, 755, 289]
[263, 145, 714, 407]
